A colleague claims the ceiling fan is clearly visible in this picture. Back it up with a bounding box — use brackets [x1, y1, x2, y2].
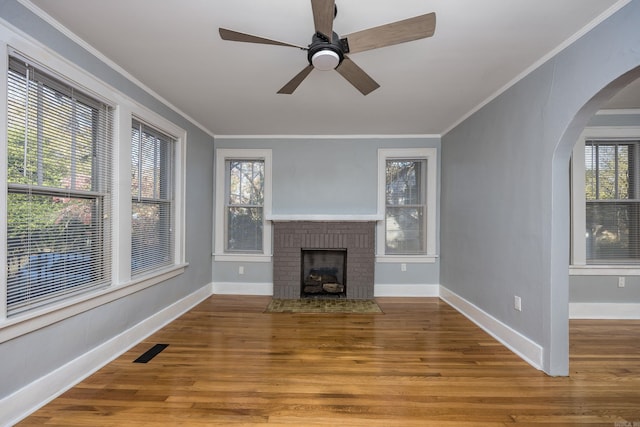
[219, 0, 436, 95]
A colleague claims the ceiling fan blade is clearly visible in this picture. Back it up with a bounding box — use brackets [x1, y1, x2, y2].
[335, 56, 380, 95]
[277, 65, 314, 94]
[343, 12, 436, 54]
[219, 28, 306, 49]
[311, 0, 335, 40]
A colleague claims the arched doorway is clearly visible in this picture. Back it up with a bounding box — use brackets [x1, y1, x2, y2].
[550, 66, 640, 375]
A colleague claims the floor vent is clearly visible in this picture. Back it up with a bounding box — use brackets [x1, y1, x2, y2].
[133, 343, 169, 363]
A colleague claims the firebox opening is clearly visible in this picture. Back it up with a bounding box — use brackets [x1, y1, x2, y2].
[301, 249, 346, 299]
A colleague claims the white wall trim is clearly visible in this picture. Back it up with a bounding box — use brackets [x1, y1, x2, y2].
[439, 287, 544, 371]
[212, 282, 273, 296]
[267, 214, 383, 221]
[377, 148, 438, 258]
[214, 134, 441, 140]
[570, 302, 640, 319]
[213, 254, 272, 263]
[211, 282, 441, 297]
[595, 108, 640, 115]
[375, 284, 440, 297]
[570, 265, 640, 275]
[376, 255, 438, 264]
[0, 264, 188, 344]
[214, 149, 273, 258]
[0, 284, 213, 426]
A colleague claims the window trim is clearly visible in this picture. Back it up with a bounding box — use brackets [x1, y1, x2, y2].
[118, 108, 187, 281]
[377, 148, 438, 263]
[130, 118, 178, 276]
[0, 30, 187, 340]
[571, 126, 640, 274]
[214, 148, 272, 262]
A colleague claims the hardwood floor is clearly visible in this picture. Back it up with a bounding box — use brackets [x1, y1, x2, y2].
[18, 296, 640, 426]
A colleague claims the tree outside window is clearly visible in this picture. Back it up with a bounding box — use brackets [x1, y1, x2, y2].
[385, 159, 427, 255]
[225, 159, 264, 252]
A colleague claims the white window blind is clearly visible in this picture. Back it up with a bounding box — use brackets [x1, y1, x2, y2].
[131, 119, 175, 275]
[385, 159, 427, 255]
[6, 55, 113, 316]
[225, 159, 264, 252]
[585, 140, 640, 263]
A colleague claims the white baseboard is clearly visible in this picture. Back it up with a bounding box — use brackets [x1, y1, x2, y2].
[211, 282, 440, 297]
[375, 284, 440, 297]
[212, 282, 273, 295]
[1, 284, 213, 426]
[439, 286, 544, 371]
[570, 302, 640, 319]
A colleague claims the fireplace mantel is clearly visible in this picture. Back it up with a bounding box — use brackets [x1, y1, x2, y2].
[267, 214, 382, 222]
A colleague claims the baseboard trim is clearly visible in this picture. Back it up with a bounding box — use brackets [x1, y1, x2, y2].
[1, 284, 213, 426]
[212, 282, 273, 295]
[439, 286, 544, 371]
[570, 302, 640, 319]
[211, 283, 440, 298]
[375, 284, 440, 297]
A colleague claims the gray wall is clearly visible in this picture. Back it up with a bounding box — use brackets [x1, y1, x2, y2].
[441, 0, 640, 375]
[213, 137, 440, 289]
[570, 275, 640, 303]
[0, 1, 214, 400]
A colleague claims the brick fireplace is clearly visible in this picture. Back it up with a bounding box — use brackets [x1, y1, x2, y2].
[272, 221, 375, 299]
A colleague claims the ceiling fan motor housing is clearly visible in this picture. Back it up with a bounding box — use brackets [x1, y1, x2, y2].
[308, 31, 345, 70]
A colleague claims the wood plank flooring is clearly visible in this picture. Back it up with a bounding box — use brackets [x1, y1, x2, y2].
[17, 296, 640, 426]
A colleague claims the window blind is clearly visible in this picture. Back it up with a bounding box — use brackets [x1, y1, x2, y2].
[131, 119, 174, 275]
[6, 55, 113, 315]
[585, 140, 640, 263]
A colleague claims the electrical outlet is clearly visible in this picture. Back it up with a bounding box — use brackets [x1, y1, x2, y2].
[514, 296, 522, 311]
[618, 277, 625, 288]
[239, 266, 244, 275]
[401, 263, 407, 272]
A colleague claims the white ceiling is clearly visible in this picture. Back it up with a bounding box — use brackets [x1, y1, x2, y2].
[24, 0, 637, 136]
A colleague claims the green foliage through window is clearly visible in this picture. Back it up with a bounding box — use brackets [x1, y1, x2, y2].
[6, 55, 112, 315]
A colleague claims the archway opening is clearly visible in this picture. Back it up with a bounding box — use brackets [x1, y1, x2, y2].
[552, 66, 640, 375]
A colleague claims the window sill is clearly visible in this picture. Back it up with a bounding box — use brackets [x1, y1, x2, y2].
[570, 265, 640, 275]
[0, 263, 188, 344]
[213, 253, 272, 263]
[376, 255, 438, 264]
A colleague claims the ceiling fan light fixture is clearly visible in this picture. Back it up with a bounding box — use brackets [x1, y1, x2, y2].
[311, 50, 340, 70]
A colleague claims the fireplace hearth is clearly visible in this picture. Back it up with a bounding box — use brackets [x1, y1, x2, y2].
[272, 221, 375, 299]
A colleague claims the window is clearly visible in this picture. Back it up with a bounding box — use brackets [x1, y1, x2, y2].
[584, 140, 640, 263]
[131, 120, 175, 275]
[377, 148, 437, 260]
[214, 149, 272, 260]
[225, 159, 264, 252]
[385, 159, 427, 254]
[572, 128, 640, 269]
[6, 55, 113, 315]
